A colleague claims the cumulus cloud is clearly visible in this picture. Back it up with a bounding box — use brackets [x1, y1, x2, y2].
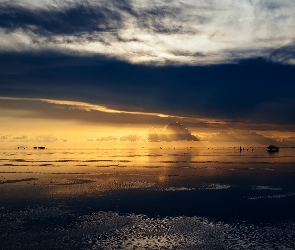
[120, 134, 140, 142]
[13, 135, 29, 140]
[94, 122, 198, 143]
[1, 134, 31, 142]
[0, 135, 9, 140]
[119, 132, 149, 142]
[33, 134, 58, 143]
[96, 136, 118, 142]
[148, 122, 199, 142]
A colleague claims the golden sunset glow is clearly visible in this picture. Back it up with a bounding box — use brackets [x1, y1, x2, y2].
[1, 2, 295, 249]
[1, 95, 295, 149]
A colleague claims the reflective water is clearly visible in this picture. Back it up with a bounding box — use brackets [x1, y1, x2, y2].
[0, 147, 295, 249]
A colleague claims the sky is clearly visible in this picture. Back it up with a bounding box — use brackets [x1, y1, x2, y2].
[0, 0, 295, 148]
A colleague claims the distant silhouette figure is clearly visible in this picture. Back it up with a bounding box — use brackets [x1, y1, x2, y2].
[239, 146, 242, 152]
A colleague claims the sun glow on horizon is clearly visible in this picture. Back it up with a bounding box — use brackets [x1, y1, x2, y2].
[1, 97, 295, 149]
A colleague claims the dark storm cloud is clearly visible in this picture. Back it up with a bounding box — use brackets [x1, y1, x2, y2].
[0, 1, 124, 35]
[0, 0, 205, 45]
[0, 52, 295, 128]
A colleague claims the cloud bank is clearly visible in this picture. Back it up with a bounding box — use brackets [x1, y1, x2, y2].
[95, 122, 198, 142]
[0, 134, 58, 143]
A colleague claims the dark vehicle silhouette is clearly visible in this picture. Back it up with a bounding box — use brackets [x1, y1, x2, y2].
[267, 145, 279, 152]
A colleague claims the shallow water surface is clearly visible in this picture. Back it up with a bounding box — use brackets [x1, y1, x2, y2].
[0, 147, 295, 249]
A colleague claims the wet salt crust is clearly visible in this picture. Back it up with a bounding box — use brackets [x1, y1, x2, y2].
[0, 147, 295, 249]
[1, 206, 295, 250]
